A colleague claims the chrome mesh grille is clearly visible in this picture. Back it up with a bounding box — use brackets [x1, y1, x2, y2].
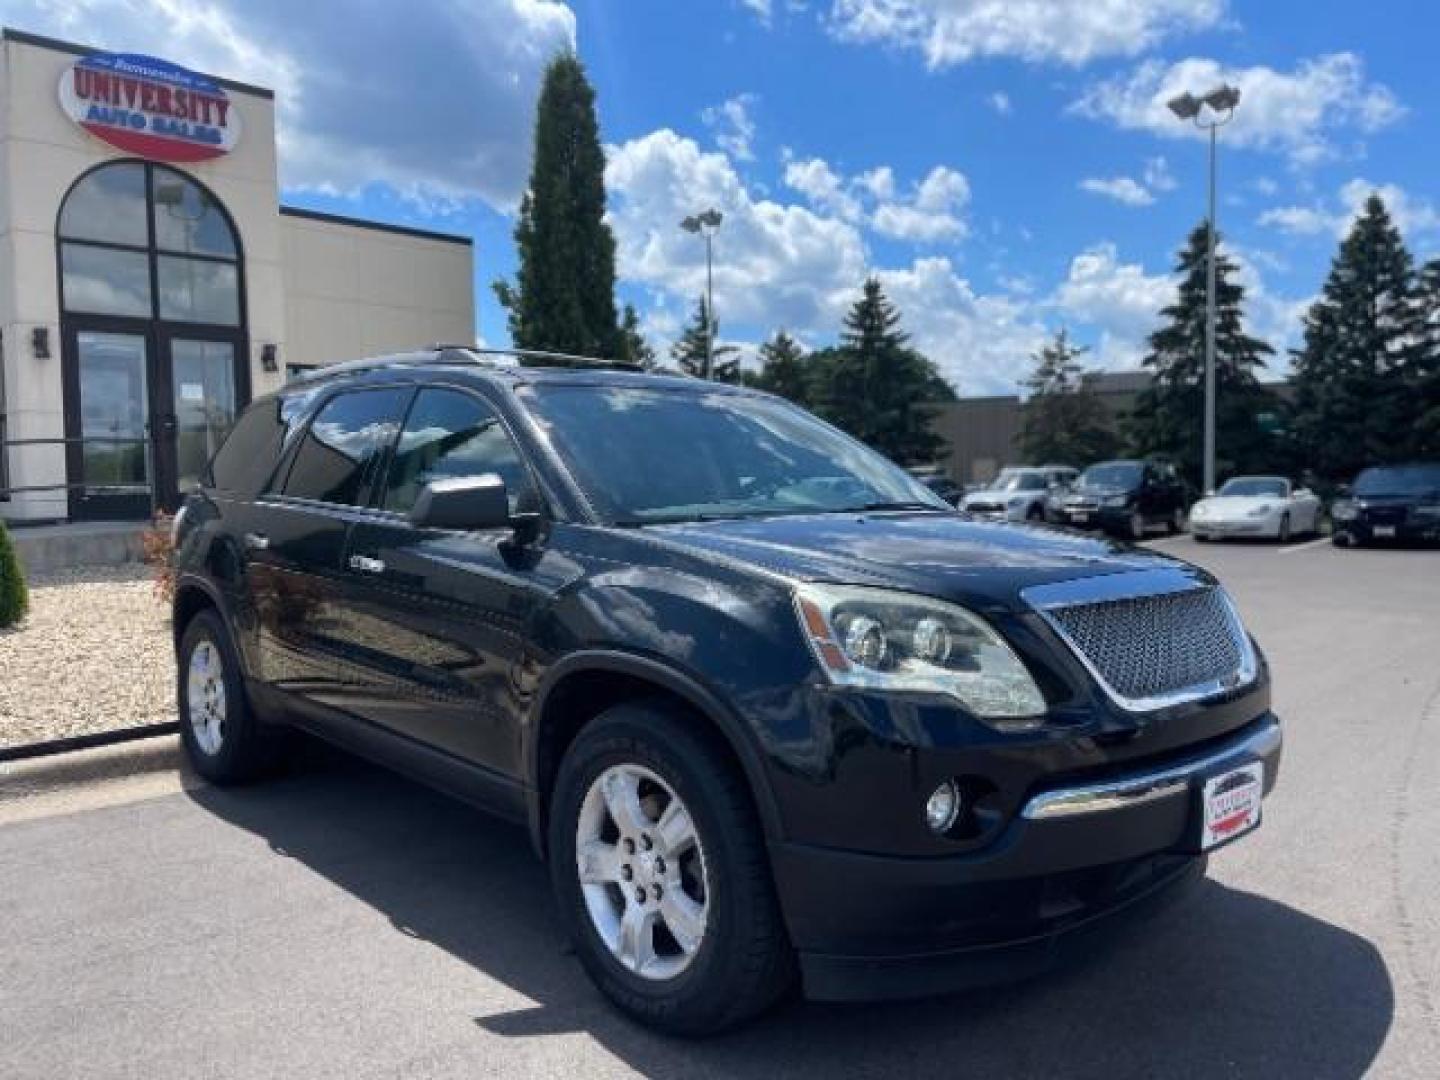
[1045, 586, 1244, 702]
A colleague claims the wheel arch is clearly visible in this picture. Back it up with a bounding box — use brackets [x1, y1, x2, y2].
[525, 651, 783, 859]
[171, 573, 226, 652]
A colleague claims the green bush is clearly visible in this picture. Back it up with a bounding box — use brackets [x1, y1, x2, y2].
[0, 519, 29, 628]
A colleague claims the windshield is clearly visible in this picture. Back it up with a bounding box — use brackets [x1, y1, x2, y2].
[1219, 477, 1288, 498]
[1079, 462, 1143, 490]
[519, 385, 951, 524]
[1353, 464, 1440, 497]
[991, 470, 1048, 492]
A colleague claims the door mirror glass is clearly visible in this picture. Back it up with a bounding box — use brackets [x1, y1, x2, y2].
[410, 475, 511, 531]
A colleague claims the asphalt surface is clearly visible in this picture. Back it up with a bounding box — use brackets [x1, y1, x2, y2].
[2, 536, 1437, 1079]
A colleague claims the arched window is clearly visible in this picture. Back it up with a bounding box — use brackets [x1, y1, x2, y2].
[58, 161, 241, 326]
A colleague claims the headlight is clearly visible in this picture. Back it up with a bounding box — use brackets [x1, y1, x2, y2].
[1104, 495, 1128, 507]
[794, 583, 1046, 722]
[1331, 501, 1357, 521]
[1415, 504, 1440, 519]
[1192, 503, 1208, 518]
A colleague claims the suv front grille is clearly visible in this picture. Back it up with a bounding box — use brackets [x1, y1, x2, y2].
[1022, 569, 1256, 709]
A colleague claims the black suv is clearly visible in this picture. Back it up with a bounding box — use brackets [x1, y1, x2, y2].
[1051, 459, 1188, 539]
[172, 348, 1281, 1033]
[1330, 462, 1440, 546]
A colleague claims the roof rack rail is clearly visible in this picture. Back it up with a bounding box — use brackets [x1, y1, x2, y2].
[291, 345, 646, 385]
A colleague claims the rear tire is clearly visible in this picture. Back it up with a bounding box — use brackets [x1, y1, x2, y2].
[1128, 510, 1146, 542]
[177, 609, 275, 784]
[1166, 508, 1184, 536]
[548, 702, 795, 1035]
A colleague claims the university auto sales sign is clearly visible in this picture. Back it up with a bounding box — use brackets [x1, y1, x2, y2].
[59, 52, 241, 163]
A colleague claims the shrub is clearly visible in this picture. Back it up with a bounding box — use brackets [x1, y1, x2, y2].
[141, 512, 176, 604]
[0, 519, 28, 628]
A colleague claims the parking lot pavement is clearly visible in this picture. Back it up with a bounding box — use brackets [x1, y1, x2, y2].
[2, 542, 1437, 1080]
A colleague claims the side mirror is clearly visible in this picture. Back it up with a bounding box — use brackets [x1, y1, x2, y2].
[410, 474, 511, 531]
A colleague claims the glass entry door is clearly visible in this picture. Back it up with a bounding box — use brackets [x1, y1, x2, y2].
[164, 337, 239, 500]
[64, 328, 153, 520]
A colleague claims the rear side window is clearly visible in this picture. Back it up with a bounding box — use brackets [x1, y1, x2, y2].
[381, 388, 534, 515]
[208, 398, 286, 495]
[282, 388, 410, 506]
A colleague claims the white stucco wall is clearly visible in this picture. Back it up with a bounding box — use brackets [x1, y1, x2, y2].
[280, 212, 475, 368]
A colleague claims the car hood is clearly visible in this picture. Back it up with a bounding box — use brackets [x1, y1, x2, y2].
[1196, 496, 1284, 516]
[644, 511, 1178, 611]
[962, 488, 1026, 502]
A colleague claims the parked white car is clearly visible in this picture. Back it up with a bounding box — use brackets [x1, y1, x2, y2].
[1189, 476, 1321, 542]
[961, 466, 1066, 522]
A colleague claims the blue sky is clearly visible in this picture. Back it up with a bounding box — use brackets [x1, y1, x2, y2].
[8, 0, 1438, 393]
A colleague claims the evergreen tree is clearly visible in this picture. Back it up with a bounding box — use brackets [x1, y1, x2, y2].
[1290, 195, 1427, 483]
[619, 304, 656, 369]
[492, 54, 620, 358]
[1127, 222, 1277, 486]
[752, 330, 811, 405]
[1410, 259, 1440, 458]
[1017, 330, 1120, 466]
[671, 296, 740, 382]
[811, 278, 955, 465]
[0, 519, 28, 629]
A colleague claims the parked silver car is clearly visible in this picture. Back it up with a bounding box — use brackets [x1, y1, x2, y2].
[960, 466, 1074, 522]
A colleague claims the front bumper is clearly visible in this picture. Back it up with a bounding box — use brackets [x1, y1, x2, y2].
[1335, 516, 1440, 543]
[771, 714, 1282, 1002]
[1052, 504, 1130, 531]
[1190, 515, 1279, 538]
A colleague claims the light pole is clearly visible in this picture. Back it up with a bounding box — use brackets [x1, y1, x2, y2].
[1168, 83, 1240, 495]
[680, 208, 723, 379]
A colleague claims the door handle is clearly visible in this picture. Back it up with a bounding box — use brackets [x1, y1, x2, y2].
[348, 554, 386, 574]
[243, 532, 270, 551]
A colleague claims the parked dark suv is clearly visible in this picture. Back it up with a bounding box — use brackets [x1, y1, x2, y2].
[1052, 459, 1188, 539]
[172, 348, 1281, 1034]
[1330, 462, 1440, 546]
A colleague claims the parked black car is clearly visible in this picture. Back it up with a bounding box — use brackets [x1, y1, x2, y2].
[171, 348, 1281, 1034]
[1051, 460, 1188, 540]
[1331, 462, 1440, 546]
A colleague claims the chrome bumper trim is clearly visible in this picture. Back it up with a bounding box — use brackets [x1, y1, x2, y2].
[1021, 718, 1282, 820]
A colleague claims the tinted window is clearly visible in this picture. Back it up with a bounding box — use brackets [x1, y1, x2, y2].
[1354, 464, 1440, 496]
[283, 388, 410, 506]
[1080, 462, 1143, 489]
[382, 388, 534, 515]
[520, 385, 947, 524]
[209, 399, 286, 494]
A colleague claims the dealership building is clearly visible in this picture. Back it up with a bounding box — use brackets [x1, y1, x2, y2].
[0, 29, 476, 524]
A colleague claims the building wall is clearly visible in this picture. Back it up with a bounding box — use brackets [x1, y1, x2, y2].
[280, 210, 474, 368]
[0, 31, 476, 522]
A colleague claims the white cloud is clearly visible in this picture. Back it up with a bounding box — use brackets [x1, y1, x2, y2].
[826, 0, 1225, 69]
[987, 91, 1012, 116]
[1073, 53, 1404, 167]
[1143, 156, 1177, 192]
[783, 156, 863, 220]
[702, 93, 760, 161]
[605, 130, 1038, 392]
[0, 0, 575, 208]
[1079, 176, 1155, 207]
[1050, 243, 1174, 367]
[1259, 179, 1440, 238]
[871, 165, 970, 241]
[738, 0, 773, 24]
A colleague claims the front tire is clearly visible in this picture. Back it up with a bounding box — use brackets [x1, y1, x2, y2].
[548, 702, 794, 1034]
[177, 609, 274, 784]
[1277, 513, 1291, 543]
[1128, 510, 1146, 542]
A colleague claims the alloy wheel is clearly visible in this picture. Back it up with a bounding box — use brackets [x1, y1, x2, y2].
[575, 763, 710, 981]
[186, 639, 227, 756]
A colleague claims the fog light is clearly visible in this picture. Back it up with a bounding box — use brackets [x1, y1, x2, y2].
[925, 780, 961, 834]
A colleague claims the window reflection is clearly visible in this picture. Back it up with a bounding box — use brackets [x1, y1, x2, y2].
[152, 170, 238, 257]
[158, 256, 240, 325]
[61, 244, 152, 317]
[59, 163, 148, 246]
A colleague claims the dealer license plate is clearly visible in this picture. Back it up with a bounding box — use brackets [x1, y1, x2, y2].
[1200, 763, 1264, 850]
[1373, 525, 1396, 538]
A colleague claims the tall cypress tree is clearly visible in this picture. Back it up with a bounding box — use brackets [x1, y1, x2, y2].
[1018, 330, 1119, 466]
[813, 278, 955, 464]
[493, 54, 620, 357]
[1127, 222, 1276, 486]
[753, 330, 811, 406]
[1290, 195, 1425, 483]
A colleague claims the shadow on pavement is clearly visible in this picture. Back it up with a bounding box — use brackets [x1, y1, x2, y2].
[190, 742, 1393, 1080]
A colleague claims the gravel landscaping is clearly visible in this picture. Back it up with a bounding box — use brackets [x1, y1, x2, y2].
[0, 565, 172, 749]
